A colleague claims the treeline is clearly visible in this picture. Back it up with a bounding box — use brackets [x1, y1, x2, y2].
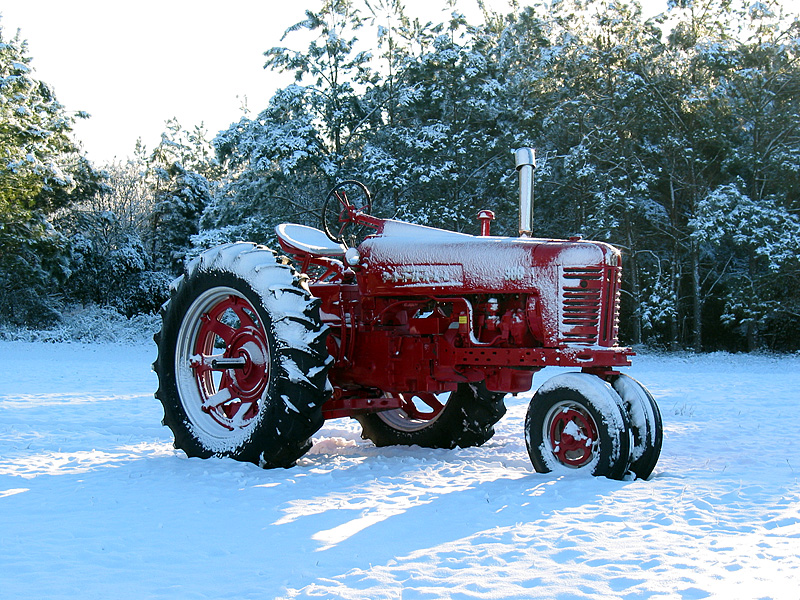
[1, 0, 799, 351]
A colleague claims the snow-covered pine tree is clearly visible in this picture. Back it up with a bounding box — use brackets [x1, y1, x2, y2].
[361, 3, 516, 233]
[0, 21, 99, 326]
[145, 120, 218, 274]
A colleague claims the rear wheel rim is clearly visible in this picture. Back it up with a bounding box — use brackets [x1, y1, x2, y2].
[543, 401, 599, 468]
[175, 287, 270, 438]
[376, 392, 447, 432]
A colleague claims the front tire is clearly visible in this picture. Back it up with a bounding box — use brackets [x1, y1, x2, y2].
[355, 383, 506, 448]
[153, 242, 331, 468]
[525, 373, 632, 480]
[610, 374, 662, 480]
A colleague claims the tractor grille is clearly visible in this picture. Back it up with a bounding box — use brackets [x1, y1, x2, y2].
[559, 267, 603, 346]
[601, 266, 622, 344]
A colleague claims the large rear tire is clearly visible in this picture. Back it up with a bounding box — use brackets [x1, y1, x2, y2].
[355, 383, 506, 449]
[153, 242, 331, 468]
[525, 373, 632, 480]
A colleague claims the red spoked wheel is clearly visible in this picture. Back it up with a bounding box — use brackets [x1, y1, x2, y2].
[154, 242, 331, 467]
[543, 403, 599, 468]
[321, 180, 373, 247]
[184, 289, 270, 433]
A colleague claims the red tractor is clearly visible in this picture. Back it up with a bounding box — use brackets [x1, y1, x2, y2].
[154, 149, 662, 480]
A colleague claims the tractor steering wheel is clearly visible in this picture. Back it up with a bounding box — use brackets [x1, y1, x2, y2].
[321, 180, 373, 248]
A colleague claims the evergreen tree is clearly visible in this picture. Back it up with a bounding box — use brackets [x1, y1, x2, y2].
[146, 120, 217, 272]
[686, 1, 800, 349]
[150, 162, 212, 274]
[691, 181, 800, 349]
[361, 3, 517, 232]
[265, 0, 377, 161]
[201, 0, 382, 246]
[204, 84, 334, 246]
[0, 22, 98, 325]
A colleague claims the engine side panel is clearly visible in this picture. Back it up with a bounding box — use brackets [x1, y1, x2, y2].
[309, 230, 629, 399]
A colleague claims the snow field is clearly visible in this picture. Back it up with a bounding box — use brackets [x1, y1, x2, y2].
[1, 341, 799, 599]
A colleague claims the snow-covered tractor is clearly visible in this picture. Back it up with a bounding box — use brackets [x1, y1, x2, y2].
[153, 149, 662, 480]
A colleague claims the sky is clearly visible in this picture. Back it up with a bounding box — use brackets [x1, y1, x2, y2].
[2, 0, 667, 165]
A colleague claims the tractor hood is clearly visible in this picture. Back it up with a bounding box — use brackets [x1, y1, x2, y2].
[356, 219, 621, 295]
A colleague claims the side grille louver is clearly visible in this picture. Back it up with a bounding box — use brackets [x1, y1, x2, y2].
[602, 267, 622, 344]
[558, 266, 622, 346]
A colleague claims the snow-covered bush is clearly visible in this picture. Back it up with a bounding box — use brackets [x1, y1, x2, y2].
[0, 304, 160, 344]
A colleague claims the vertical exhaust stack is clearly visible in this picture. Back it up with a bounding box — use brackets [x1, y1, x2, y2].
[515, 148, 536, 237]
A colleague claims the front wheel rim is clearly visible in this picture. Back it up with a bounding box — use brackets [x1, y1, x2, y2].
[175, 287, 271, 439]
[543, 401, 599, 468]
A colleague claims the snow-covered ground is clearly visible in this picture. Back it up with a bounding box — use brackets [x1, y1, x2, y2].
[1, 341, 799, 599]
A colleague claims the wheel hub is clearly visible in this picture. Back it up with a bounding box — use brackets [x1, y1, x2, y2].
[547, 405, 598, 468]
[183, 290, 272, 433]
[227, 329, 270, 403]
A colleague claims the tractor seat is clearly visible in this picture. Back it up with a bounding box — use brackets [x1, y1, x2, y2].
[275, 223, 347, 258]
